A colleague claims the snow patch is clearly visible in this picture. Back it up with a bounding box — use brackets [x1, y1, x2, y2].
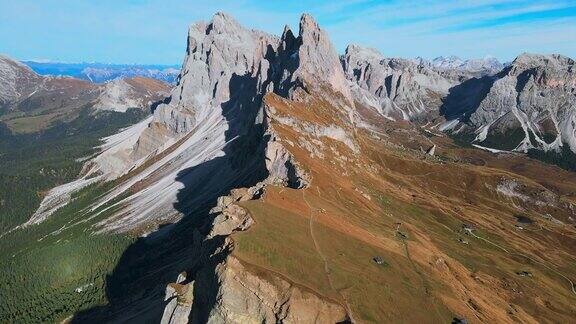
[472, 144, 510, 154]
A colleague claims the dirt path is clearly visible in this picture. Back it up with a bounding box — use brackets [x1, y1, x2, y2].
[466, 228, 576, 296]
[396, 226, 449, 322]
[302, 189, 357, 323]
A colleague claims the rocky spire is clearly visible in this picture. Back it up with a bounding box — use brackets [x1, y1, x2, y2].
[281, 13, 354, 105]
[152, 12, 354, 136]
[152, 12, 279, 134]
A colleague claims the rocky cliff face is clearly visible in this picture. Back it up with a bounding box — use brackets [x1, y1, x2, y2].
[343, 44, 455, 121]
[440, 53, 576, 153]
[151, 12, 353, 138]
[29, 12, 353, 323]
[278, 14, 353, 105]
[67, 11, 353, 234]
[93, 77, 169, 112]
[153, 12, 278, 135]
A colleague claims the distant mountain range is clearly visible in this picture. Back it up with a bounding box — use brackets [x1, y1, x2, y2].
[0, 55, 170, 133]
[22, 61, 181, 84]
[21, 56, 504, 86]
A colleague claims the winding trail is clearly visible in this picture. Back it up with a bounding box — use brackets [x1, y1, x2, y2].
[466, 228, 576, 296]
[302, 189, 357, 323]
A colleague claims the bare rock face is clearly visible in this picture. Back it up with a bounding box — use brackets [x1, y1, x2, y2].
[428, 55, 504, 79]
[441, 53, 576, 153]
[276, 14, 353, 105]
[140, 11, 353, 147]
[161, 273, 194, 324]
[153, 12, 279, 135]
[343, 44, 455, 121]
[192, 256, 347, 324]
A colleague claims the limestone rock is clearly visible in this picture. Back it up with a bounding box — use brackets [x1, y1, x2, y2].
[93, 77, 169, 112]
[208, 203, 253, 239]
[161, 273, 195, 324]
[279, 14, 353, 105]
[153, 12, 279, 135]
[343, 44, 455, 121]
[441, 53, 576, 154]
[193, 256, 348, 324]
[429, 55, 504, 78]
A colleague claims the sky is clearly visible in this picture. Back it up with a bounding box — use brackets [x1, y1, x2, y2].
[0, 0, 575, 65]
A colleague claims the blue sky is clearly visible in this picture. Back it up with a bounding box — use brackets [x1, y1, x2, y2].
[0, 0, 574, 64]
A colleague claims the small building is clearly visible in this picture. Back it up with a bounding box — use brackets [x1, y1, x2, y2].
[373, 256, 385, 265]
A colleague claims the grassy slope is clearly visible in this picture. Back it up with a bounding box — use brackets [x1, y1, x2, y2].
[231, 94, 576, 323]
[235, 187, 453, 323]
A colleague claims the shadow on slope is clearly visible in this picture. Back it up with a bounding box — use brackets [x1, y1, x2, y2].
[439, 75, 496, 122]
[71, 71, 272, 323]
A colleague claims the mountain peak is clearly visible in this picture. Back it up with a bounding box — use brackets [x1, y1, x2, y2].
[345, 44, 384, 62]
[512, 52, 574, 68]
[202, 11, 248, 37]
[286, 13, 353, 104]
[299, 13, 318, 33]
[0, 55, 40, 104]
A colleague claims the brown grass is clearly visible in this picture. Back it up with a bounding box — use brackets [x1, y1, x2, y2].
[230, 94, 576, 323]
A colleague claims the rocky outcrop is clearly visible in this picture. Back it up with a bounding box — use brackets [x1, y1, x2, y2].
[192, 255, 347, 324]
[343, 44, 455, 121]
[149, 12, 353, 138]
[161, 273, 195, 324]
[60, 12, 347, 233]
[441, 53, 576, 153]
[152, 12, 278, 135]
[274, 14, 353, 106]
[93, 77, 169, 112]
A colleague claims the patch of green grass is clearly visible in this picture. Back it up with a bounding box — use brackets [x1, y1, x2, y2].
[4, 113, 58, 133]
